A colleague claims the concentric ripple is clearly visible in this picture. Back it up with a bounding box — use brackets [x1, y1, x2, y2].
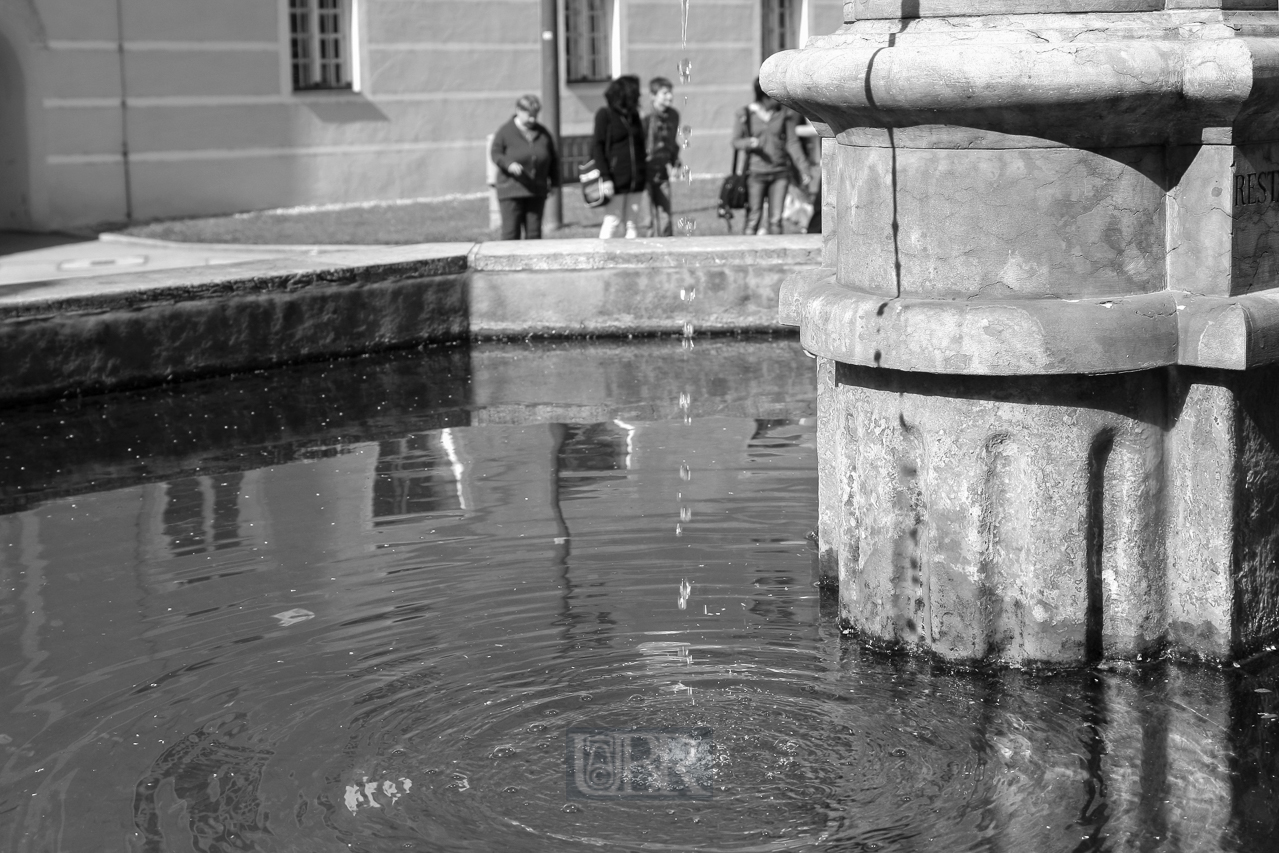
[1, 341, 1276, 852]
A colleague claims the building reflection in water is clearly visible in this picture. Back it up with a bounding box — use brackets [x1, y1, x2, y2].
[162, 474, 246, 557]
[371, 430, 467, 526]
[551, 421, 633, 654]
[743, 419, 812, 630]
[9, 392, 1279, 851]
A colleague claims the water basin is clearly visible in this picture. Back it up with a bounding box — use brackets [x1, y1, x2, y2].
[1, 337, 1277, 852]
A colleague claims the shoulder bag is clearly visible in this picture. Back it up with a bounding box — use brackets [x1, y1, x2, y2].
[717, 110, 751, 225]
[579, 116, 614, 208]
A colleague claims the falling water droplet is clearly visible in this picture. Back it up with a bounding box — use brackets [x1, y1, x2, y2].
[677, 124, 693, 149]
[682, 337, 696, 351]
[679, 391, 691, 411]
[678, 578, 693, 609]
[687, 286, 697, 302]
[680, 506, 693, 522]
[675, 523, 683, 536]
[683, 320, 696, 337]
[681, 0, 691, 47]
[678, 217, 698, 237]
[680, 462, 692, 481]
[680, 287, 688, 302]
[680, 164, 692, 186]
[678, 58, 692, 84]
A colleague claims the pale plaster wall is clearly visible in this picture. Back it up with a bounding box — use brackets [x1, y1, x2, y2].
[17, 0, 843, 229]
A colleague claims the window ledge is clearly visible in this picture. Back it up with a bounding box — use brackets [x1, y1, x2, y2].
[290, 88, 362, 101]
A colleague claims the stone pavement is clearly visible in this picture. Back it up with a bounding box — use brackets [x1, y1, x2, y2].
[0, 230, 377, 291]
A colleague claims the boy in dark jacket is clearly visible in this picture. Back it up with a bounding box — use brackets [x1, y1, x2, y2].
[642, 77, 681, 237]
[490, 94, 559, 240]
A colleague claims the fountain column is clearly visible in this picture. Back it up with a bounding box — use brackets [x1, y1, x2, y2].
[764, 1, 1279, 664]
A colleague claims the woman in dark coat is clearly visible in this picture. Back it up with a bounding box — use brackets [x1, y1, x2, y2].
[592, 75, 646, 239]
[491, 94, 559, 240]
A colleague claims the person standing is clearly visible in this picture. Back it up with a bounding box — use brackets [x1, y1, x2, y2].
[592, 75, 647, 239]
[491, 94, 559, 240]
[642, 76, 680, 237]
[732, 78, 811, 235]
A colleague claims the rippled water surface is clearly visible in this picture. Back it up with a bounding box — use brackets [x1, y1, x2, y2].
[2, 338, 1278, 852]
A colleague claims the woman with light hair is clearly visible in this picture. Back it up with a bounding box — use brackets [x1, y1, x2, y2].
[490, 94, 559, 240]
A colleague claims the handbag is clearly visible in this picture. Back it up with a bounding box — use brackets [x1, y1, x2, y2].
[579, 160, 607, 208]
[579, 117, 616, 209]
[782, 185, 814, 230]
[717, 150, 749, 224]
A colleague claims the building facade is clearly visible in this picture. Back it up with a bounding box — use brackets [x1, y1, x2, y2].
[0, 0, 844, 231]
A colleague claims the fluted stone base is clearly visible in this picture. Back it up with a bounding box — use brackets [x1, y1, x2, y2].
[768, 4, 1279, 664]
[815, 360, 1279, 664]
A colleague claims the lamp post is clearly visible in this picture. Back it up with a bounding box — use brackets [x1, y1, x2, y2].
[541, 0, 562, 231]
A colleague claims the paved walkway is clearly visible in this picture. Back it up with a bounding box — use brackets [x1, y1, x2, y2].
[0, 230, 369, 290]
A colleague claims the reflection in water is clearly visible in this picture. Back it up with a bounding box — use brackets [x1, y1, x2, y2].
[557, 423, 630, 492]
[372, 432, 464, 525]
[555, 421, 633, 654]
[1233, 675, 1279, 847]
[163, 474, 245, 556]
[133, 714, 272, 853]
[0, 340, 1277, 851]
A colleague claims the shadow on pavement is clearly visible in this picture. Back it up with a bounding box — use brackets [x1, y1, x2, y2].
[0, 230, 91, 257]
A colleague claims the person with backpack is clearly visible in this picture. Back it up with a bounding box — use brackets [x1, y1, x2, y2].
[732, 78, 812, 235]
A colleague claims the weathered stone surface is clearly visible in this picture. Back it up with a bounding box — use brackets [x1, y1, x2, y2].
[0, 237, 819, 403]
[471, 235, 818, 272]
[0, 272, 471, 403]
[820, 361, 1279, 663]
[0, 246, 471, 318]
[1164, 376, 1235, 658]
[847, 0, 1277, 19]
[470, 264, 810, 337]
[836, 145, 1166, 300]
[768, 3, 1279, 662]
[770, 12, 1279, 149]
[782, 268, 1279, 374]
[832, 366, 1167, 663]
[847, 1, 1163, 18]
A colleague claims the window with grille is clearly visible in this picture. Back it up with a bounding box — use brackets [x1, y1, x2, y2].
[761, 0, 800, 60]
[290, 0, 351, 90]
[559, 135, 594, 184]
[565, 0, 612, 83]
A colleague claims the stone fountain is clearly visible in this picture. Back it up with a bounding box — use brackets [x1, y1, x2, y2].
[764, 0, 1279, 665]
